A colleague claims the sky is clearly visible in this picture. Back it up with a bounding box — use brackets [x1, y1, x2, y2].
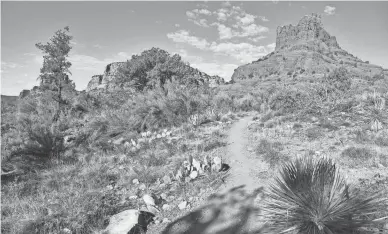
[1, 1, 388, 96]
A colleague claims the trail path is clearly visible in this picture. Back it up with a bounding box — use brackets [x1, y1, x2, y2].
[220, 114, 267, 194]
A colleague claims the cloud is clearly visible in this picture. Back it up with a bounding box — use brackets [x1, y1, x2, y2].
[167, 30, 210, 50]
[271, 0, 279, 4]
[93, 44, 104, 49]
[190, 62, 237, 80]
[258, 16, 269, 22]
[186, 8, 213, 27]
[324, 6, 336, 15]
[168, 30, 270, 63]
[236, 13, 256, 25]
[175, 24, 180, 27]
[249, 36, 267, 42]
[212, 23, 233, 39]
[209, 42, 268, 63]
[118, 52, 131, 58]
[1, 61, 20, 70]
[266, 43, 276, 52]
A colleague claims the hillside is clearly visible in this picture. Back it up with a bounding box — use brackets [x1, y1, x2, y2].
[232, 13, 387, 81]
[86, 47, 225, 92]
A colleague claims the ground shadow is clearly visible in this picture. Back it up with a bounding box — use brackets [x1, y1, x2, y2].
[161, 185, 265, 234]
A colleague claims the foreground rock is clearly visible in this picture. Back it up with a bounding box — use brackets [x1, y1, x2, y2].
[104, 209, 155, 234]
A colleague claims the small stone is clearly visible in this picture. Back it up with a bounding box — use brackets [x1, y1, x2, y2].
[163, 175, 172, 184]
[188, 197, 194, 202]
[139, 184, 146, 190]
[107, 185, 114, 190]
[178, 201, 187, 210]
[162, 204, 171, 211]
[124, 141, 131, 148]
[61, 228, 72, 234]
[154, 220, 160, 224]
[129, 195, 138, 200]
[113, 137, 125, 145]
[132, 179, 139, 185]
[167, 196, 175, 202]
[160, 193, 167, 200]
[162, 218, 171, 223]
[189, 170, 198, 179]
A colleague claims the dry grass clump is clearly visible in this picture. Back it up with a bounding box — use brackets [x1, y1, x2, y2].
[340, 146, 377, 168]
[306, 126, 324, 141]
[255, 139, 288, 168]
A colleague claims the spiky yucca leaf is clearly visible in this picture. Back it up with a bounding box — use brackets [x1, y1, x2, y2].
[262, 157, 386, 234]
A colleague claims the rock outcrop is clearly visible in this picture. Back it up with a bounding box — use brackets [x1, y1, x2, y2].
[86, 48, 225, 92]
[231, 13, 385, 81]
[86, 62, 126, 92]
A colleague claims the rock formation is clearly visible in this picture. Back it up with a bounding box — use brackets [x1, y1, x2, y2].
[232, 13, 386, 81]
[86, 62, 126, 92]
[86, 49, 225, 92]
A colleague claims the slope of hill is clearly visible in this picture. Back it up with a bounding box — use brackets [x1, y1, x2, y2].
[86, 47, 225, 92]
[232, 13, 387, 81]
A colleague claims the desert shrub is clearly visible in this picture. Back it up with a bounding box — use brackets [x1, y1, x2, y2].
[318, 118, 339, 131]
[255, 139, 286, 168]
[269, 88, 308, 113]
[234, 93, 261, 111]
[341, 147, 376, 167]
[292, 123, 303, 129]
[263, 157, 385, 233]
[312, 70, 316, 74]
[306, 127, 324, 141]
[375, 135, 388, 147]
[325, 67, 352, 92]
[287, 71, 292, 76]
[213, 91, 234, 112]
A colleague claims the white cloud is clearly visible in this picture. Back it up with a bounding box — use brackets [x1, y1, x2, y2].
[191, 18, 210, 27]
[266, 43, 276, 52]
[93, 44, 104, 49]
[324, 6, 336, 15]
[190, 62, 237, 80]
[118, 52, 131, 58]
[258, 16, 269, 22]
[212, 23, 233, 39]
[167, 30, 269, 63]
[186, 11, 196, 19]
[271, 0, 279, 4]
[175, 24, 180, 27]
[209, 42, 268, 63]
[249, 36, 267, 42]
[167, 30, 210, 50]
[194, 9, 212, 15]
[1, 61, 20, 70]
[236, 13, 256, 25]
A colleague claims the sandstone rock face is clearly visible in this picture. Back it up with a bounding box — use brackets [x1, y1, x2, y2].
[231, 13, 385, 81]
[276, 13, 339, 51]
[86, 51, 225, 92]
[86, 62, 126, 92]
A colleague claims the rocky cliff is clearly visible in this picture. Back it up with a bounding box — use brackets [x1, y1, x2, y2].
[86, 48, 225, 92]
[232, 13, 385, 81]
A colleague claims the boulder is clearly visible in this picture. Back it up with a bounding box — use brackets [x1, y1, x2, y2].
[104, 209, 155, 234]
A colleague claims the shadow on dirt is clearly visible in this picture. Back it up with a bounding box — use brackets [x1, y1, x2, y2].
[161, 185, 265, 234]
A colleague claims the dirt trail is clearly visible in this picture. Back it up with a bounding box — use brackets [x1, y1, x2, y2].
[220, 114, 267, 194]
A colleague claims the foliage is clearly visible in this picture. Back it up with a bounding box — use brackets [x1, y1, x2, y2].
[115, 47, 208, 91]
[35, 26, 75, 121]
[263, 157, 385, 234]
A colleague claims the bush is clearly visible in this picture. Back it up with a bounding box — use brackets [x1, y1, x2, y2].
[306, 127, 324, 141]
[255, 139, 286, 168]
[325, 67, 351, 92]
[263, 157, 385, 233]
[269, 88, 308, 112]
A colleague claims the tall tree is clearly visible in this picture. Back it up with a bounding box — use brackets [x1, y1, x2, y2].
[35, 26, 73, 121]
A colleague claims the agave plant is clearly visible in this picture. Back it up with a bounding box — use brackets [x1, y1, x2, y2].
[262, 157, 387, 234]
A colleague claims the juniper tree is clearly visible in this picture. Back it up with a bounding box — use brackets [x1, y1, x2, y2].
[35, 26, 74, 122]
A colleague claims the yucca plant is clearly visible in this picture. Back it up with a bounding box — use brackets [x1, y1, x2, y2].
[262, 157, 387, 234]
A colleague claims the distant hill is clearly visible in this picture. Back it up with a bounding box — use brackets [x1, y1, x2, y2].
[86, 47, 225, 92]
[232, 13, 387, 81]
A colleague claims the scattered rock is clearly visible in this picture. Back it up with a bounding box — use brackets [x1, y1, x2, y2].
[113, 137, 125, 145]
[162, 204, 171, 211]
[60, 228, 72, 234]
[178, 201, 187, 210]
[160, 193, 167, 200]
[139, 184, 146, 190]
[189, 170, 198, 179]
[162, 218, 171, 223]
[143, 194, 156, 206]
[129, 195, 138, 200]
[163, 175, 172, 184]
[104, 209, 155, 234]
[132, 179, 139, 185]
